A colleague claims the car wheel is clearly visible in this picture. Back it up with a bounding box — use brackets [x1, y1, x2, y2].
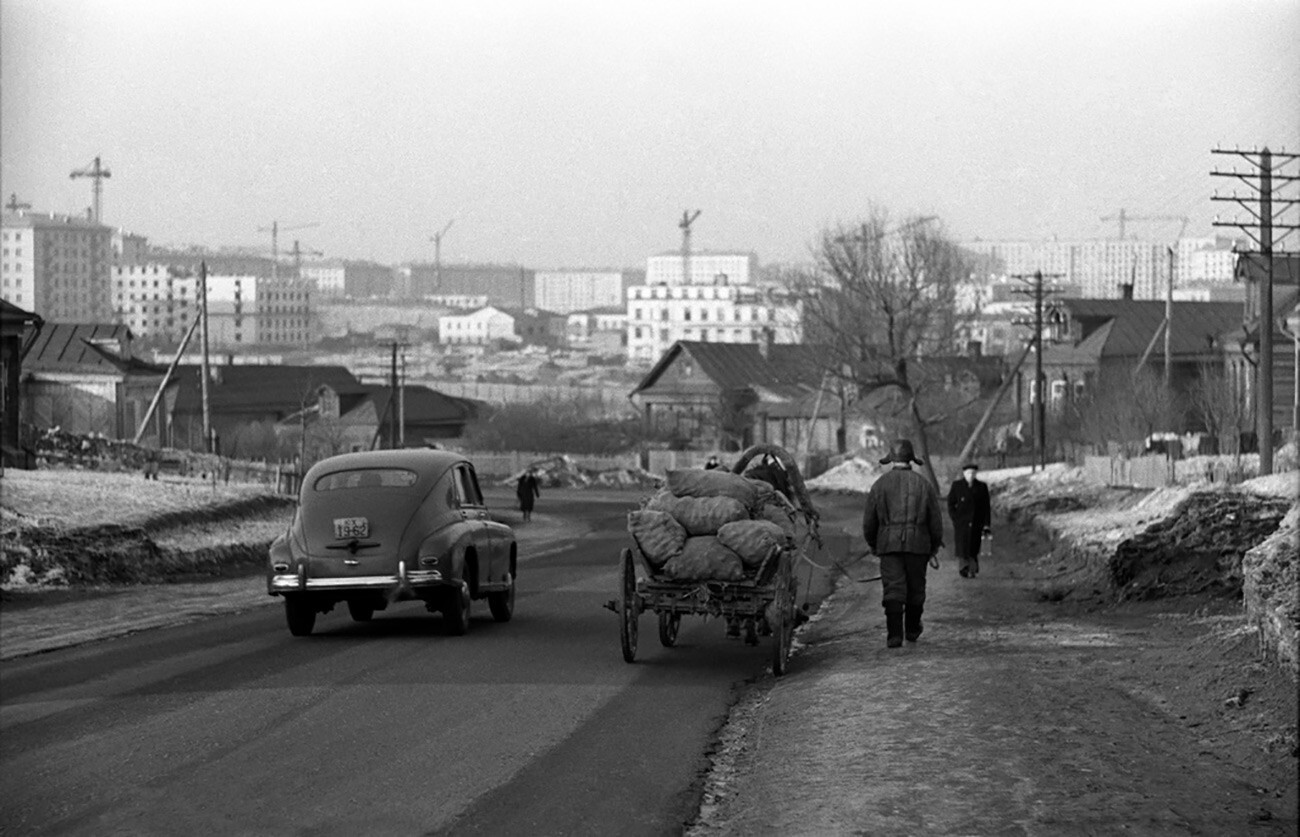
[347, 599, 375, 623]
[285, 594, 316, 637]
[443, 576, 471, 636]
[488, 571, 515, 623]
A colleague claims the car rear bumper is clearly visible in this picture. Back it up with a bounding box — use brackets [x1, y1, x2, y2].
[268, 561, 446, 595]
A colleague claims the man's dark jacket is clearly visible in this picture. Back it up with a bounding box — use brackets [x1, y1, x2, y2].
[863, 467, 944, 555]
[947, 477, 991, 531]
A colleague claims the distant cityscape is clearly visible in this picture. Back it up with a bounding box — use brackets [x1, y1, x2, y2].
[1, 200, 1247, 372]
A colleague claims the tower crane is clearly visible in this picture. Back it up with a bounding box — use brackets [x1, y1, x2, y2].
[679, 209, 701, 283]
[70, 156, 111, 222]
[1100, 209, 1190, 240]
[429, 219, 455, 292]
[5, 194, 31, 213]
[257, 220, 320, 279]
[285, 239, 324, 277]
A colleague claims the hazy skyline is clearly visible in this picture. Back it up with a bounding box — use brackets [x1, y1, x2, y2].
[2, 0, 1297, 269]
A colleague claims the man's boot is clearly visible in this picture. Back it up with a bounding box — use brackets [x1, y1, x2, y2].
[905, 605, 924, 642]
[885, 609, 904, 648]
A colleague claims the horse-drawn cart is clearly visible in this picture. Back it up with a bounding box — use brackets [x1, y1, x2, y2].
[606, 444, 820, 676]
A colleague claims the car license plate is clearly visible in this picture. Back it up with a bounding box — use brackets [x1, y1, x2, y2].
[334, 517, 369, 539]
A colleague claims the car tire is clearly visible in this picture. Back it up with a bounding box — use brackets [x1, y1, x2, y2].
[488, 572, 515, 623]
[443, 577, 471, 636]
[285, 594, 316, 637]
[347, 599, 375, 623]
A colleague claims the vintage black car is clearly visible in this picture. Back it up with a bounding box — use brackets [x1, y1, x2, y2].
[267, 449, 517, 636]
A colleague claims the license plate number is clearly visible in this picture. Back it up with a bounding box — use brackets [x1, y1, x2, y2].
[334, 517, 369, 539]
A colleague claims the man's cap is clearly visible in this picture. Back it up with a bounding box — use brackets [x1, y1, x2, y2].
[962, 462, 980, 471]
[879, 439, 924, 466]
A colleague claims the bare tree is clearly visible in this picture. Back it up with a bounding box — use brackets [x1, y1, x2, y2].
[1188, 365, 1252, 459]
[793, 208, 975, 488]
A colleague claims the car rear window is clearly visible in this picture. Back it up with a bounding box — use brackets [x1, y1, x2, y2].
[314, 469, 419, 491]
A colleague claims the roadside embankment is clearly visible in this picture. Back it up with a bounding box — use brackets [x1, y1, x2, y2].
[990, 465, 1298, 679]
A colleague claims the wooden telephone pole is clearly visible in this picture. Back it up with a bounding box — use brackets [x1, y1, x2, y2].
[1212, 147, 1300, 476]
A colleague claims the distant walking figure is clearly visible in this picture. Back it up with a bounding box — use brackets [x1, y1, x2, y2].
[516, 468, 540, 522]
[704, 455, 722, 470]
[863, 440, 944, 648]
[948, 462, 992, 578]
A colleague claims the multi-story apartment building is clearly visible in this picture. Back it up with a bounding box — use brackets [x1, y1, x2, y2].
[204, 274, 312, 348]
[626, 280, 802, 363]
[301, 259, 395, 298]
[645, 251, 758, 286]
[534, 269, 635, 313]
[399, 263, 534, 308]
[966, 235, 1246, 301]
[2, 210, 114, 321]
[111, 262, 199, 344]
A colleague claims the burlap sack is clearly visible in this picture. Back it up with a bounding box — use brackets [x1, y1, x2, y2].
[662, 536, 745, 581]
[666, 469, 759, 508]
[758, 499, 797, 538]
[646, 490, 749, 535]
[745, 477, 776, 506]
[627, 509, 687, 570]
[717, 519, 787, 569]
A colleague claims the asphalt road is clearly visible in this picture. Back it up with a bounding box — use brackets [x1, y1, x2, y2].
[0, 491, 815, 837]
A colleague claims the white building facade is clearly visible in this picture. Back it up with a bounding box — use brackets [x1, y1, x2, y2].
[438, 306, 516, 345]
[645, 252, 758, 286]
[111, 263, 199, 343]
[626, 282, 803, 363]
[2, 211, 114, 321]
[534, 270, 629, 313]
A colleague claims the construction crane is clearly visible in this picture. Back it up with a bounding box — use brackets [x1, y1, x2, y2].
[429, 219, 455, 292]
[70, 156, 111, 222]
[4, 194, 31, 213]
[1100, 209, 1190, 240]
[257, 220, 320, 279]
[284, 239, 324, 277]
[679, 209, 701, 283]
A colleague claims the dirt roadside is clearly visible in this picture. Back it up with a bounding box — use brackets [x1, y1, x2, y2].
[686, 512, 1299, 835]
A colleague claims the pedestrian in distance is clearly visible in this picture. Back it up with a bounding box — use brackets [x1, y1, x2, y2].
[948, 462, 992, 579]
[516, 468, 540, 522]
[704, 455, 722, 470]
[862, 439, 944, 648]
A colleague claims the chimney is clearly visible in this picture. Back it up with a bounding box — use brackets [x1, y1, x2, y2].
[759, 327, 775, 359]
[1120, 283, 1134, 300]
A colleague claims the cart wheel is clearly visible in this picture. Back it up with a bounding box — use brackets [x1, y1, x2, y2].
[771, 553, 795, 676]
[658, 612, 681, 647]
[620, 548, 639, 663]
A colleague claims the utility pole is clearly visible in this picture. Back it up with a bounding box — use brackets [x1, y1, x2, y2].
[389, 342, 400, 449]
[70, 156, 112, 223]
[1011, 270, 1064, 471]
[679, 210, 701, 284]
[199, 261, 212, 453]
[430, 219, 454, 295]
[1212, 146, 1300, 476]
[1164, 247, 1174, 389]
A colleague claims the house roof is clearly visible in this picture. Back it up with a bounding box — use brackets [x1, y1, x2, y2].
[22, 322, 166, 375]
[170, 364, 364, 415]
[1236, 253, 1300, 285]
[1052, 298, 1243, 358]
[631, 340, 826, 402]
[349, 384, 482, 428]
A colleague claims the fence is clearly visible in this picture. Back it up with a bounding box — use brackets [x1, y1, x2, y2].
[1082, 454, 1256, 489]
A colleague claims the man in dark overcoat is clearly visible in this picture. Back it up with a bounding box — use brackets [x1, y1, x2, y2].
[947, 462, 992, 578]
[863, 439, 945, 648]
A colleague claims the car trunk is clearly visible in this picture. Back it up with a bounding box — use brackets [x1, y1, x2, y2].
[299, 487, 428, 578]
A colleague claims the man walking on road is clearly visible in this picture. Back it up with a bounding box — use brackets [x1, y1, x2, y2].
[948, 462, 992, 578]
[863, 439, 945, 648]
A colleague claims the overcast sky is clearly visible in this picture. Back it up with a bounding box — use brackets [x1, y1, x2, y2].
[2, 0, 1297, 269]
